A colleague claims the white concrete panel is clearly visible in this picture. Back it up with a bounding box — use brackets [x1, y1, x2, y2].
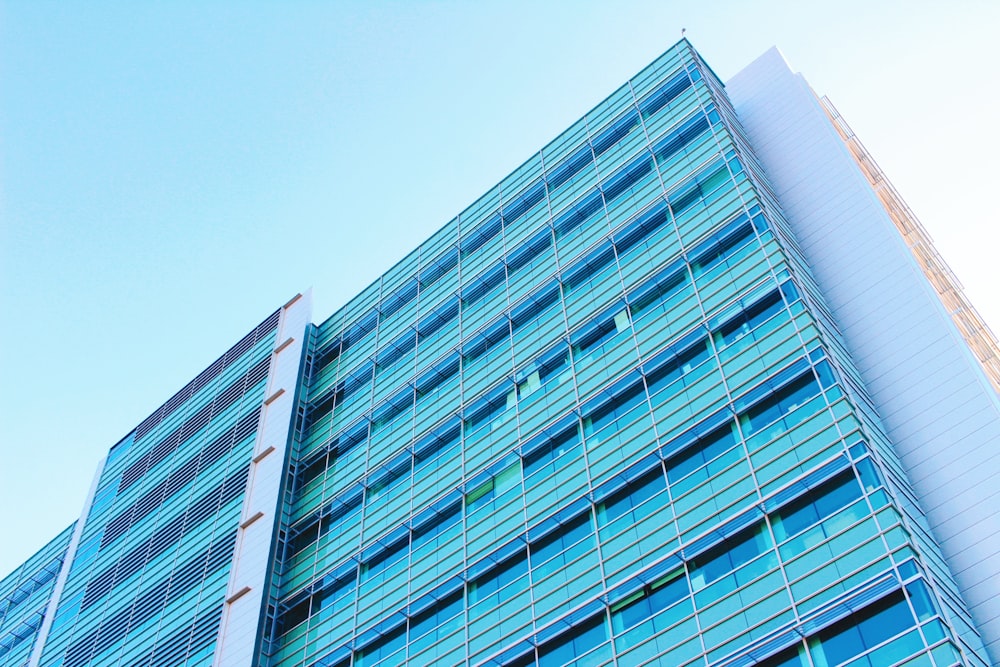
[28, 458, 106, 667]
[728, 49, 1000, 664]
[212, 292, 312, 667]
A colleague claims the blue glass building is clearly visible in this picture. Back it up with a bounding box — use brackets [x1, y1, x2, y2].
[4, 40, 999, 667]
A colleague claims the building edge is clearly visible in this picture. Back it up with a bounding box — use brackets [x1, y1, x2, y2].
[727, 46, 1000, 664]
[26, 459, 106, 667]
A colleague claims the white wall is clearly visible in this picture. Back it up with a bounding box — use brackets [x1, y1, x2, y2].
[727, 48, 1000, 664]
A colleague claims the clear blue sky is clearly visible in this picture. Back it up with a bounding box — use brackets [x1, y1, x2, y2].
[2, 1, 997, 575]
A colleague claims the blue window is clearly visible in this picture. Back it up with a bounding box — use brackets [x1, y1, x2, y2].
[613, 202, 670, 256]
[600, 155, 654, 204]
[465, 461, 520, 512]
[553, 188, 605, 239]
[638, 69, 693, 118]
[409, 589, 463, 646]
[468, 549, 528, 606]
[355, 623, 405, 666]
[771, 470, 863, 542]
[276, 593, 311, 637]
[561, 242, 616, 293]
[289, 490, 363, 557]
[517, 346, 570, 401]
[461, 212, 503, 257]
[464, 383, 514, 432]
[379, 277, 418, 321]
[366, 454, 412, 504]
[296, 422, 370, 494]
[523, 426, 581, 479]
[668, 163, 730, 218]
[501, 181, 546, 225]
[714, 289, 784, 348]
[651, 114, 709, 164]
[530, 512, 593, 568]
[510, 281, 560, 333]
[416, 352, 461, 399]
[361, 532, 409, 581]
[297, 450, 331, 491]
[755, 644, 807, 667]
[665, 420, 738, 489]
[645, 337, 712, 397]
[610, 567, 689, 632]
[591, 109, 641, 155]
[810, 591, 916, 666]
[411, 500, 461, 551]
[598, 466, 667, 525]
[688, 523, 771, 591]
[461, 262, 507, 306]
[538, 614, 608, 666]
[572, 306, 630, 357]
[375, 328, 417, 370]
[413, 420, 461, 470]
[417, 246, 459, 288]
[628, 265, 687, 320]
[691, 219, 755, 276]
[312, 568, 358, 620]
[740, 372, 821, 436]
[584, 380, 647, 436]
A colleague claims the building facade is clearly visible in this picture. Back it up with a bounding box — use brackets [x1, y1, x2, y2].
[2, 40, 998, 667]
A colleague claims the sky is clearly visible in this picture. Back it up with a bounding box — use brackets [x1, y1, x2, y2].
[1, 0, 998, 576]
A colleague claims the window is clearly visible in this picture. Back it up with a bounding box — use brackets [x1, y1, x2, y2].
[538, 614, 608, 666]
[629, 266, 687, 320]
[598, 466, 668, 526]
[409, 590, 463, 648]
[740, 373, 820, 436]
[688, 523, 771, 591]
[465, 461, 520, 513]
[611, 567, 688, 632]
[714, 289, 784, 348]
[639, 69, 693, 119]
[755, 644, 807, 667]
[691, 220, 755, 277]
[651, 114, 709, 163]
[467, 549, 528, 606]
[572, 308, 631, 358]
[464, 383, 515, 432]
[665, 421, 737, 487]
[411, 501, 461, 552]
[668, 162, 729, 218]
[365, 454, 412, 504]
[413, 420, 461, 471]
[312, 569, 358, 622]
[354, 623, 405, 667]
[809, 591, 916, 666]
[530, 512, 593, 569]
[361, 533, 409, 582]
[771, 471, 863, 542]
[644, 337, 711, 396]
[523, 426, 581, 479]
[583, 382, 646, 436]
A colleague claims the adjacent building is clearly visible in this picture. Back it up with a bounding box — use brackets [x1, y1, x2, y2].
[2, 39, 998, 667]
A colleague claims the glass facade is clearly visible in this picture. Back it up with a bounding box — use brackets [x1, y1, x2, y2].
[258, 41, 989, 667]
[3, 40, 995, 667]
[36, 311, 282, 667]
[0, 525, 73, 667]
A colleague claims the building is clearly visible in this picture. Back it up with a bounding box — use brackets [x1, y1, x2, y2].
[2, 39, 998, 667]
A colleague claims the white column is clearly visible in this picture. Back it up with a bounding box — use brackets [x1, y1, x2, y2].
[27, 458, 106, 667]
[212, 291, 312, 667]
